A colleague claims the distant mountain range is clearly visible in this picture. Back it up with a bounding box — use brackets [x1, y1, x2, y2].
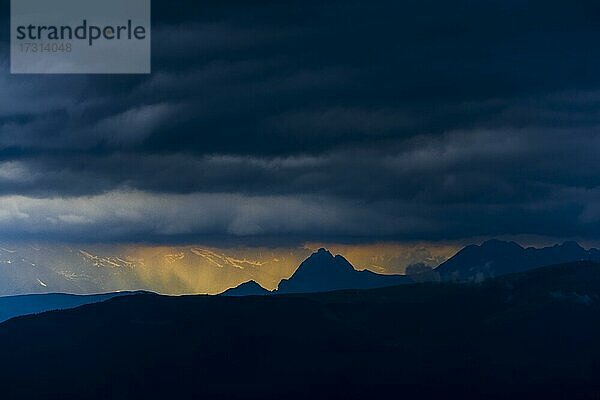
[436, 239, 600, 281]
[0, 291, 142, 323]
[222, 248, 412, 295]
[2, 260, 600, 399]
[223, 241, 600, 295]
[3, 239, 600, 298]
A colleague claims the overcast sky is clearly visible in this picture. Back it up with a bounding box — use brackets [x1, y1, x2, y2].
[1, 0, 600, 244]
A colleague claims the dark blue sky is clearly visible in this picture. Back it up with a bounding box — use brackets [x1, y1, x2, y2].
[1, 0, 600, 244]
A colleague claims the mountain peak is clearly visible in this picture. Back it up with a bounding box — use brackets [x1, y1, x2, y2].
[277, 249, 408, 293]
[294, 248, 352, 275]
[221, 280, 271, 297]
[312, 247, 334, 258]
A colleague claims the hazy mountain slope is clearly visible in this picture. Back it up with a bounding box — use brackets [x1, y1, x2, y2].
[0, 243, 307, 296]
[0, 245, 143, 296]
[2, 261, 599, 399]
[0, 291, 140, 323]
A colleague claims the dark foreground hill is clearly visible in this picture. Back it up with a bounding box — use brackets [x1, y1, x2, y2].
[1, 262, 600, 399]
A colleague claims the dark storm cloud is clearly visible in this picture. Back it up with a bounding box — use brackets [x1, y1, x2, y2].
[1, 0, 600, 242]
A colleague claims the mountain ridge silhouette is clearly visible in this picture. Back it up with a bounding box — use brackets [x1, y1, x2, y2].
[223, 248, 411, 295]
[224, 240, 600, 295]
[436, 239, 600, 281]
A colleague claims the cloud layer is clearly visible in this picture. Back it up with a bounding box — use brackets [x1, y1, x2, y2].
[1, 0, 600, 243]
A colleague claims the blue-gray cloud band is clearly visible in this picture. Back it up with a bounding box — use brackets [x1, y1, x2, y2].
[0, 0, 599, 242]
